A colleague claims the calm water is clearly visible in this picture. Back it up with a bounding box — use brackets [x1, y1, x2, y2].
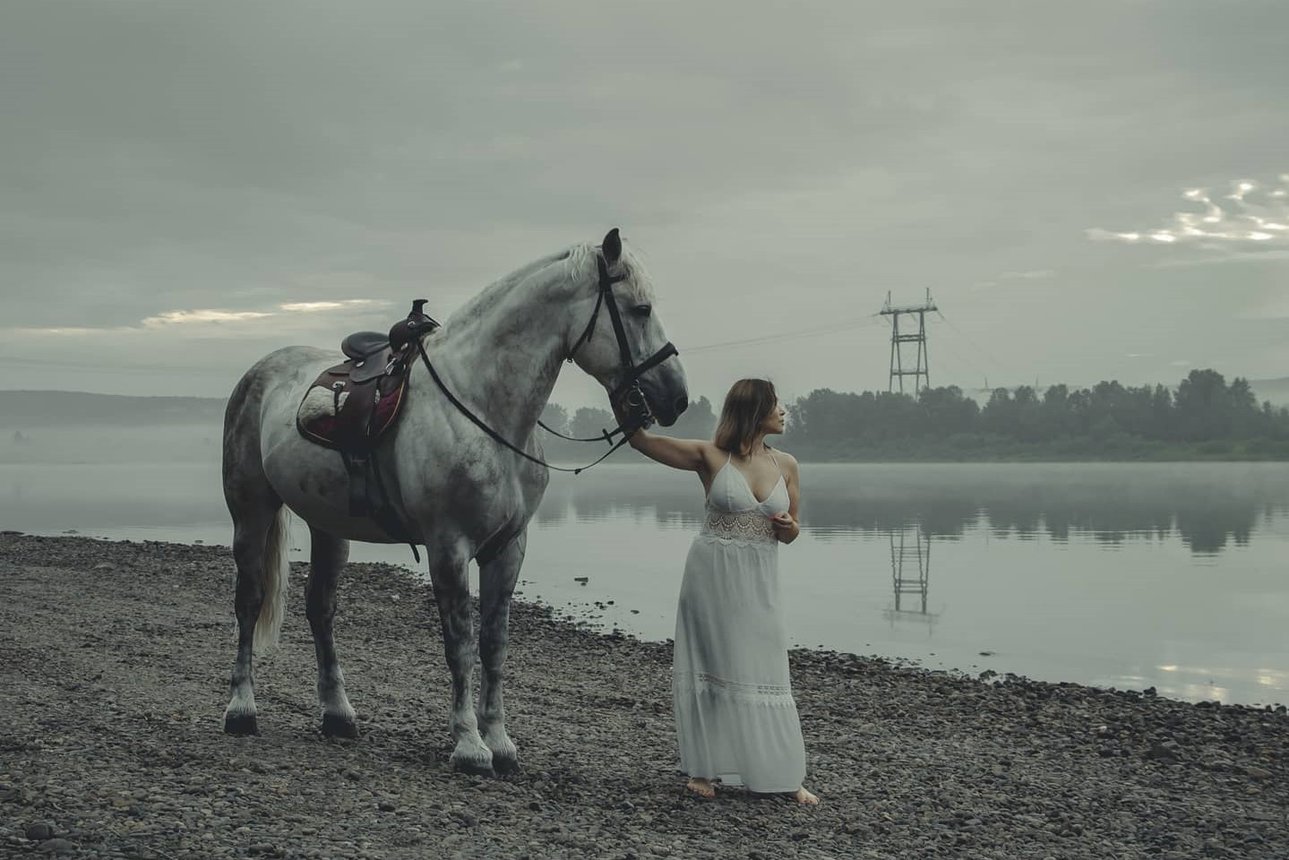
[2, 446, 1286, 706]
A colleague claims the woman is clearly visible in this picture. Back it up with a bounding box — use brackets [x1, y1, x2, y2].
[625, 379, 818, 804]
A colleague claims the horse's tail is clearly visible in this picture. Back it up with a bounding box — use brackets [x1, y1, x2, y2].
[253, 507, 291, 653]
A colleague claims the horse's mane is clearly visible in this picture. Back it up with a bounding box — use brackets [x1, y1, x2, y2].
[442, 240, 656, 335]
[562, 241, 656, 305]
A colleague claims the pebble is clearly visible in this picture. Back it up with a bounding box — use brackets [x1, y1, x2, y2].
[25, 822, 55, 841]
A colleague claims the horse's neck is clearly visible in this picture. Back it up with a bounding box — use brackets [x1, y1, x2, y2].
[429, 270, 578, 443]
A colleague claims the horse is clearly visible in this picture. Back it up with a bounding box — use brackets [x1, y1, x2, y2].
[220, 228, 688, 774]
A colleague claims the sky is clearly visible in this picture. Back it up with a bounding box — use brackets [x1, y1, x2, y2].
[2, 0, 1288, 409]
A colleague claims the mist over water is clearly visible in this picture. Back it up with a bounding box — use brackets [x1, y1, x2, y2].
[3, 424, 1287, 706]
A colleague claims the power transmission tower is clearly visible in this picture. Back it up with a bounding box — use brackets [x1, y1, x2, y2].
[879, 289, 937, 395]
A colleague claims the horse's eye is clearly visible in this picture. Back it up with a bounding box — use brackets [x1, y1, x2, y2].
[632, 304, 653, 319]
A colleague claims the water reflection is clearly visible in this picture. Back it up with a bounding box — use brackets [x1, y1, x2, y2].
[537, 463, 1289, 556]
[884, 525, 938, 627]
[4, 458, 1287, 704]
[528, 464, 1289, 705]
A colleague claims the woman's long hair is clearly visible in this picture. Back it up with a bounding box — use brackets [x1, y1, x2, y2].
[713, 379, 778, 454]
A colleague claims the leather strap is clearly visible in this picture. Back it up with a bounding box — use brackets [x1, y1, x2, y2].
[418, 342, 642, 475]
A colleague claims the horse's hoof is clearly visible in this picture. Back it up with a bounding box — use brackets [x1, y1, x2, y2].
[321, 713, 360, 739]
[451, 752, 495, 777]
[452, 760, 496, 777]
[223, 712, 259, 736]
[492, 754, 520, 776]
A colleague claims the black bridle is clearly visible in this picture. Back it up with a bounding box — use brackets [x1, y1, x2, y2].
[567, 255, 678, 406]
[417, 250, 679, 474]
[540, 254, 678, 441]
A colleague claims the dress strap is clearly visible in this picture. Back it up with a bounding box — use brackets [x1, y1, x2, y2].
[766, 447, 780, 467]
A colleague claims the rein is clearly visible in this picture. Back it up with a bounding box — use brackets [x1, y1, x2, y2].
[417, 249, 677, 475]
[416, 341, 637, 475]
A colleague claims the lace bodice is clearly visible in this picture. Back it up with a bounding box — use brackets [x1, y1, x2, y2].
[699, 452, 788, 544]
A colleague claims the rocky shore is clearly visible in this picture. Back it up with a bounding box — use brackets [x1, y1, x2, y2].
[1, 534, 1286, 859]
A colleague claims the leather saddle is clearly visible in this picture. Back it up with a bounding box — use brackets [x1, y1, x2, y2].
[296, 300, 439, 542]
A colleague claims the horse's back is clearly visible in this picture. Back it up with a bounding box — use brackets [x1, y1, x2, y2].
[223, 341, 551, 549]
[225, 345, 332, 432]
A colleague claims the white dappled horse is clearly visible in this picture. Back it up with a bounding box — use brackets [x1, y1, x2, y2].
[220, 229, 688, 773]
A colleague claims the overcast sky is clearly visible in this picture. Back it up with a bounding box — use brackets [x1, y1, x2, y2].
[3, 1, 1288, 408]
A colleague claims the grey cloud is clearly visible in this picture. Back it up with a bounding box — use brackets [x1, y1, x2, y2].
[2, 0, 1288, 400]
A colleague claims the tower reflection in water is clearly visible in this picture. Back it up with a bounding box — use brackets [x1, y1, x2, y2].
[884, 522, 939, 630]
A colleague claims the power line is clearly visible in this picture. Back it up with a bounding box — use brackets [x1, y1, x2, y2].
[669, 302, 1011, 397]
[934, 309, 1010, 378]
[928, 328, 992, 391]
[685, 315, 877, 354]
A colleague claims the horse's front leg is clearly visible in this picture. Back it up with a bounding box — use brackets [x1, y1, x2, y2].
[477, 533, 525, 774]
[428, 544, 493, 774]
[306, 527, 358, 738]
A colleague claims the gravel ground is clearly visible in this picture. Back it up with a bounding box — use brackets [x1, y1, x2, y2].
[1, 533, 1286, 859]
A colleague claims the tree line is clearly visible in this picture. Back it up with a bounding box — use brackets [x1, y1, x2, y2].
[540, 369, 1289, 461]
[781, 369, 1289, 460]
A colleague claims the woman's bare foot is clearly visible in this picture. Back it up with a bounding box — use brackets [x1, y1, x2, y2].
[793, 787, 819, 805]
[686, 778, 716, 798]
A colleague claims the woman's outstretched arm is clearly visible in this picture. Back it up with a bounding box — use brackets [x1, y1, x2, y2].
[627, 428, 714, 472]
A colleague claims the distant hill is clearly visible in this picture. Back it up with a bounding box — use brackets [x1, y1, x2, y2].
[0, 390, 227, 428]
[1251, 378, 1289, 408]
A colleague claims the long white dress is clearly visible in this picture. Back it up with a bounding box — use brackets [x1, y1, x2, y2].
[672, 451, 807, 792]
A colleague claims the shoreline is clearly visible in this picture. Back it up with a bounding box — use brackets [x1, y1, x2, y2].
[5, 522, 1287, 710]
[10, 526, 1281, 713]
[2, 534, 1287, 859]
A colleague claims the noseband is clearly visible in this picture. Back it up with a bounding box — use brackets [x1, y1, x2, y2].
[566, 254, 679, 420]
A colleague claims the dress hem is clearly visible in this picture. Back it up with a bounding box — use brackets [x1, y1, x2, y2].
[679, 769, 804, 794]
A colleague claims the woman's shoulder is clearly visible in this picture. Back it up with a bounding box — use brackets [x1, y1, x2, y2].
[768, 448, 799, 474]
[770, 446, 799, 469]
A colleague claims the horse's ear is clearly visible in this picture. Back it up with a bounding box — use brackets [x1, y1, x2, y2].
[602, 228, 622, 264]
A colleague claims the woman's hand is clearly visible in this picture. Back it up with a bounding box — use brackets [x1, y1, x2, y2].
[770, 512, 800, 544]
[611, 394, 653, 434]
[612, 395, 713, 473]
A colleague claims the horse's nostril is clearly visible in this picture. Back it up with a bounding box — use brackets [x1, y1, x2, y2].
[674, 396, 689, 415]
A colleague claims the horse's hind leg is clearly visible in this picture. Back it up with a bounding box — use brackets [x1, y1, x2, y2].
[428, 543, 493, 774]
[222, 371, 291, 736]
[222, 490, 288, 735]
[477, 533, 525, 774]
[306, 527, 358, 738]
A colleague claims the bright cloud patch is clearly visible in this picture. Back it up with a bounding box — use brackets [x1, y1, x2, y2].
[141, 309, 274, 327]
[279, 299, 386, 312]
[13, 298, 391, 336]
[11, 325, 134, 337]
[1088, 175, 1289, 248]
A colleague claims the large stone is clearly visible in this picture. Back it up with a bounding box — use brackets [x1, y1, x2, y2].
[25, 823, 55, 841]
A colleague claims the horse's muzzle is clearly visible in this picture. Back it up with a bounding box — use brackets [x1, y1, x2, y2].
[641, 384, 687, 428]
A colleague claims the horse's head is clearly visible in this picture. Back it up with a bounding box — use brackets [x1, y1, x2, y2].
[567, 229, 689, 427]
